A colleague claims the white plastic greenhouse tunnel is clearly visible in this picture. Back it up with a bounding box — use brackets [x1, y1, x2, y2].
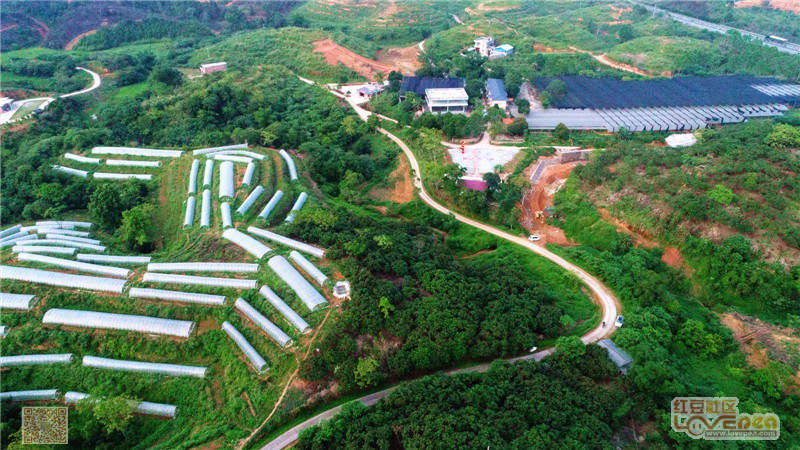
[36, 221, 92, 229]
[247, 227, 325, 258]
[267, 255, 328, 311]
[221, 202, 233, 228]
[64, 391, 178, 418]
[259, 285, 312, 334]
[258, 190, 284, 219]
[76, 254, 151, 264]
[146, 262, 259, 273]
[105, 159, 161, 167]
[128, 287, 226, 306]
[12, 245, 76, 255]
[288, 251, 328, 285]
[43, 309, 196, 338]
[43, 234, 102, 245]
[221, 321, 270, 374]
[22, 238, 105, 251]
[192, 143, 248, 156]
[82, 355, 208, 378]
[0, 266, 126, 293]
[64, 153, 100, 164]
[142, 272, 257, 289]
[35, 228, 90, 237]
[16, 253, 129, 278]
[203, 159, 214, 187]
[201, 189, 212, 228]
[188, 159, 200, 194]
[91, 146, 183, 158]
[284, 192, 308, 223]
[184, 196, 197, 227]
[93, 172, 152, 181]
[0, 390, 60, 402]
[207, 149, 265, 161]
[236, 186, 264, 215]
[214, 154, 252, 164]
[241, 162, 256, 187]
[0, 354, 73, 368]
[221, 228, 272, 259]
[0, 293, 38, 310]
[279, 149, 298, 181]
[0, 224, 23, 239]
[219, 161, 235, 199]
[234, 297, 293, 348]
[51, 165, 89, 178]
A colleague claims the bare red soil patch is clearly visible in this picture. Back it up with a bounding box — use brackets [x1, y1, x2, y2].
[368, 153, 413, 203]
[374, 44, 421, 76]
[520, 159, 584, 245]
[736, 0, 800, 14]
[64, 28, 97, 50]
[313, 38, 400, 81]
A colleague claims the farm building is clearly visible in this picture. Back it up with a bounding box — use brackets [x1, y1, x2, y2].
[490, 44, 514, 59]
[597, 339, 634, 374]
[474, 36, 495, 56]
[425, 88, 469, 114]
[486, 78, 508, 109]
[357, 84, 385, 99]
[528, 75, 800, 132]
[333, 280, 351, 299]
[399, 76, 465, 101]
[200, 62, 226, 74]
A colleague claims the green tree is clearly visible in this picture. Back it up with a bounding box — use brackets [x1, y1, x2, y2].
[545, 79, 567, 96]
[553, 123, 570, 141]
[379, 296, 395, 318]
[89, 183, 124, 231]
[354, 357, 380, 387]
[515, 99, 530, 115]
[540, 91, 551, 109]
[764, 124, 800, 148]
[149, 65, 183, 87]
[555, 335, 585, 359]
[507, 117, 528, 136]
[707, 183, 735, 204]
[119, 203, 158, 252]
[91, 396, 136, 435]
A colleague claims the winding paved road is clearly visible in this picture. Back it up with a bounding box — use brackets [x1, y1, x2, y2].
[0, 67, 101, 125]
[260, 80, 620, 450]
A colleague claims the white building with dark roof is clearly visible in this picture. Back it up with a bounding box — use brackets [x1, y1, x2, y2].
[425, 88, 469, 114]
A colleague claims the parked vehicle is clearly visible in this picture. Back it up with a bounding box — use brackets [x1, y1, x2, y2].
[615, 316, 624, 328]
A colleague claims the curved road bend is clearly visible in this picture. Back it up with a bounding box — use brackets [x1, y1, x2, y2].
[261, 83, 621, 450]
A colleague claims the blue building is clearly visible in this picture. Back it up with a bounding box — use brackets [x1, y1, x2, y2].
[485, 78, 508, 109]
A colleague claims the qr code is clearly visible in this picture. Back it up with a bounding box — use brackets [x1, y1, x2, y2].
[22, 407, 68, 444]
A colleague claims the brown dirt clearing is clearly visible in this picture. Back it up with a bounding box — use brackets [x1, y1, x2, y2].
[736, 0, 800, 14]
[721, 312, 800, 369]
[374, 44, 421, 76]
[313, 38, 401, 81]
[609, 4, 632, 20]
[368, 153, 413, 203]
[520, 159, 583, 246]
[64, 28, 97, 50]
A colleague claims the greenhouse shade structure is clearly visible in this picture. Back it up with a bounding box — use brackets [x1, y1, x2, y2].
[221, 202, 233, 229]
[207, 149, 266, 161]
[43, 308, 196, 338]
[147, 262, 259, 273]
[259, 286, 311, 334]
[201, 189, 212, 228]
[142, 272, 257, 289]
[222, 228, 272, 259]
[221, 321, 270, 374]
[236, 186, 264, 215]
[279, 149, 298, 181]
[184, 196, 197, 227]
[36, 221, 92, 229]
[43, 234, 102, 245]
[52, 165, 89, 177]
[258, 190, 284, 219]
[82, 355, 208, 378]
[0, 266, 126, 293]
[219, 161, 235, 199]
[105, 159, 161, 167]
[0, 225, 22, 239]
[203, 160, 214, 187]
[247, 228, 325, 258]
[94, 172, 152, 181]
[17, 252, 130, 278]
[22, 238, 105, 252]
[288, 251, 328, 286]
[64, 391, 178, 418]
[234, 297, 293, 348]
[242, 162, 256, 186]
[0, 235, 38, 249]
[267, 255, 328, 311]
[0, 354, 73, 368]
[65, 153, 100, 164]
[76, 254, 151, 264]
[192, 143, 248, 156]
[129, 287, 226, 306]
[284, 192, 308, 223]
[214, 154, 252, 164]
[188, 159, 200, 194]
[91, 146, 183, 158]
[35, 228, 90, 237]
[12, 245, 75, 255]
[0, 293, 38, 310]
[0, 390, 59, 402]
